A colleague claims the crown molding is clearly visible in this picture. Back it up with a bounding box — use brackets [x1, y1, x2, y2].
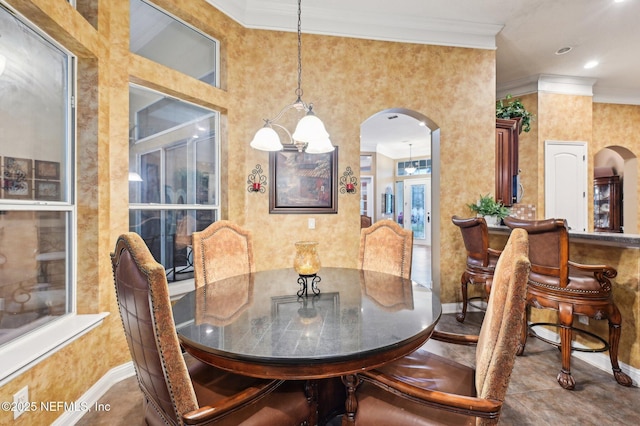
[206, 0, 501, 49]
[593, 88, 640, 106]
[498, 75, 640, 105]
[537, 75, 597, 96]
[497, 74, 596, 98]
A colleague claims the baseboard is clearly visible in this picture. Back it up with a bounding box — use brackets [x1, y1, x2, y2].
[52, 361, 135, 426]
[441, 302, 639, 386]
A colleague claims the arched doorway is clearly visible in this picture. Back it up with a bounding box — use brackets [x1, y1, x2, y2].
[594, 146, 638, 233]
[360, 108, 441, 293]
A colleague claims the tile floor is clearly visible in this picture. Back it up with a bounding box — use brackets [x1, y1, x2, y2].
[75, 311, 639, 425]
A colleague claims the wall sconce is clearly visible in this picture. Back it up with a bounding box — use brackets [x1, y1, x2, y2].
[339, 166, 358, 194]
[247, 164, 266, 193]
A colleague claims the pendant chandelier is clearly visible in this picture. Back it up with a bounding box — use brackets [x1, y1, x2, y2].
[249, 0, 334, 154]
[405, 143, 417, 174]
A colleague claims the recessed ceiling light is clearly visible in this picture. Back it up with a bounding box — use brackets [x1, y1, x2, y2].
[584, 60, 599, 69]
[555, 46, 572, 55]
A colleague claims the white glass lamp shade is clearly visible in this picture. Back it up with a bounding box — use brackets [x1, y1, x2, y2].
[305, 137, 335, 154]
[292, 114, 330, 143]
[250, 126, 284, 151]
[405, 165, 417, 174]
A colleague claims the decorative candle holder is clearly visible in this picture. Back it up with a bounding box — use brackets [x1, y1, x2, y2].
[293, 241, 321, 297]
[247, 164, 267, 193]
[339, 166, 358, 194]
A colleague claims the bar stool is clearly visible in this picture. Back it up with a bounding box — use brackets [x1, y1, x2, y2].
[503, 216, 632, 389]
[451, 215, 501, 323]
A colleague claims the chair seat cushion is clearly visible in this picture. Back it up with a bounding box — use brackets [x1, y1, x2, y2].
[529, 268, 606, 294]
[355, 384, 476, 426]
[186, 354, 312, 426]
[355, 344, 477, 425]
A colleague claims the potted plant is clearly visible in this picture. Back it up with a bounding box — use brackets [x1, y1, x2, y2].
[496, 94, 535, 133]
[467, 194, 510, 226]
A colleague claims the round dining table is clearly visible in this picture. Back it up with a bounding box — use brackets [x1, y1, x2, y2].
[172, 267, 441, 380]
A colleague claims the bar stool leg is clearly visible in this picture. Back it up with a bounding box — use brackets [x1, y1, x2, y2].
[456, 273, 469, 323]
[557, 304, 576, 390]
[606, 305, 633, 387]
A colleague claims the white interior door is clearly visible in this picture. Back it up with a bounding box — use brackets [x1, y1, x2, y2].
[403, 178, 431, 245]
[544, 141, 587, 231]
[360, 176, 373, 218]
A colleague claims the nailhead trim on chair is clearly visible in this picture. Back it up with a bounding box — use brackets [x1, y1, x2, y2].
[528, 279, 603, 295]
[197, 225, 253, 287]
[362, 230, 411, 279]
[399, 235, 408, 278]
[112, 238, 181, 424]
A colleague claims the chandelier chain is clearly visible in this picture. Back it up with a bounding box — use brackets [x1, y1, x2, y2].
[296, 0, 303, 100]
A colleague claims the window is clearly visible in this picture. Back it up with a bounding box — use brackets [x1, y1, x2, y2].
[130, 0, 218, 86]
[0, 6, 74, 347]
[397, 158, 431, 176]
[129, 85, 219, 282]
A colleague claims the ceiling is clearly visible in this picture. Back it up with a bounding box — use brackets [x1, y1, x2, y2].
[207, 0, 640, 158]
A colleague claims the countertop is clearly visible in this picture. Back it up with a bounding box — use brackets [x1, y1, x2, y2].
[488, 225, 640, 248]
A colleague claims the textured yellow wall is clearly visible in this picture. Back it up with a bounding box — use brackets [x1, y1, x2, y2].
[1, 1, 636, 424]
[536, 93, 593, 218]
[0, 1, 494, 423]
[230, 31, 497, 307]
[518, 96, 640, 230]
[593, 103, 640, 230]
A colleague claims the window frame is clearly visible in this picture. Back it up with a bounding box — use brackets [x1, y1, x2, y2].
[130, 0, 220, 88]
[0, 2, 97, 384]
[128, 85, 221, 283]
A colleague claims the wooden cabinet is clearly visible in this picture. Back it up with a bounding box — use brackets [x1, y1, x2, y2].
[495, 118, 520, 206]
[594, 175, 622, 233]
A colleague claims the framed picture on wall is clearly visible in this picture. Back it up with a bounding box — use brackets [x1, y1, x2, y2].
[35, 180, 61, 201]
[34, 160, 61, 180]
[269, 145, 338, 214]
[2, 156, 32, 199]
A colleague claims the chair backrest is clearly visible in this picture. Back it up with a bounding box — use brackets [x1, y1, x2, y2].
[360, 215, 372, 228]
[475, 228, 530, 406]
[192, 220, 255, 288]
[451, 215, 491, 268]
[503, 216, 569, 286]
[111, 232, 199, 424]
[358, 220, 413, 279]
[175, 214, 197, 249]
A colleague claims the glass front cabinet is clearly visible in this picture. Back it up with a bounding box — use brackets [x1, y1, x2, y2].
[594, 175, 622, 233]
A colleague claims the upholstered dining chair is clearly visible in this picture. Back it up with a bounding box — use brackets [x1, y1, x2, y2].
[503, 216, 632, 390]
[192, 220, 254, 289]
[350, 228, 530, 426]
[452, 215, 502, 323]
[360, 214, 372, 228]
[358, 219, 413, 279]
[111, 233, 314, 426]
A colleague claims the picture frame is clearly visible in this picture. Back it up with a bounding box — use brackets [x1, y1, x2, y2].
[34, 160, 61, 180]
[34, 180, 61, 201]
[3, 157, 32, 199]
[269, 145, 338, 214]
